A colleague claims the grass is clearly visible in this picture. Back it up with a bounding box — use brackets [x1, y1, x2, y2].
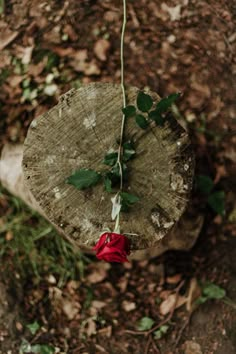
[0, 184, 90, 287]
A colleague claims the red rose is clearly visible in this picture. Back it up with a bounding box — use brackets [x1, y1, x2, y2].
[93, 232, 130, 263]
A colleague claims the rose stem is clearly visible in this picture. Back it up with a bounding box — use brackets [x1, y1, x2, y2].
[113, 0, 127, 233]
[117, 0, 127, 192]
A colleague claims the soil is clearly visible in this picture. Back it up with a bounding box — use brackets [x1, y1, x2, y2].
[0, 0, 236, 353]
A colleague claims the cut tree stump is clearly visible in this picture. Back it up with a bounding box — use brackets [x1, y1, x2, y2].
[22, 83, 195, 253]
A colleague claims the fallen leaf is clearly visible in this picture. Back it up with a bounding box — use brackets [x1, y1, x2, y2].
[63, 24, 78, 41]
[117, 276, 128, 293]
[0, 21, 18, 50]
[7, 75, 23, 88]
[84, 61, 101, 76]
[94, 39, 110, 61]
[97, 326, 112, 337]
[190, 81, 211, 98]
[62, 299, 80, 320]
[122, 300, 136, 312]
[159, 293, 187, 315]
[87, 263, 110, 284]
[186, 278, 201, 312]
[214, 165, 227, 184]
[28, 58, 47, 77]
[166, 274, 182, 284]
[91, 300, 107, 310]
[86, 318, 97, 337]
[161, 3, 182, 21]
[21, 46, 34, 65]
[104, 11, 120, 22]
[184, 340, 203, 354]
[46, 274, 57, 284]
[5, 231, 13, 241]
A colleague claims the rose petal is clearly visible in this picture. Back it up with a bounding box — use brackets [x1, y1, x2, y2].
[93, 233, 130, 262]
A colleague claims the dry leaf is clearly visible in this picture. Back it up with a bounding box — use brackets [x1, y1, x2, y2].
[186, 278, 201, 312]
[94, 39, 110, 61]
[97, 326, 112, 338]
[46, 274, 57, 284]
[63, 24, 78, 41]
[117, 276, 128, 293]
[28, 58, 47, 77]
[0, 21, 18, 50]
[62, 299, 80, 320]
[21, 46, 34, 65]
[184, 340, 203, 354]
[84, 61, 101, 76]
[166, 274, 182, 284]
[160, 293, 187, 315]
[91, 300, 107, 310]
[86, 318, 97, 337]
[5, 231, 13, 241]
[87, 263, 110, 284]
[161, 4, 182, 21]
[104, 11, 119, 22]
[121, 300, 136, 312]
[159, 290, 172, 300]
[7, 75, 23, 88]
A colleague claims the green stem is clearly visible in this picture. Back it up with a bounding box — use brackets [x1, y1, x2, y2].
[117, 0, 127, 192]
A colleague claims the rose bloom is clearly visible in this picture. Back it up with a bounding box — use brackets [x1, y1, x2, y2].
[93, 232, 130, 263]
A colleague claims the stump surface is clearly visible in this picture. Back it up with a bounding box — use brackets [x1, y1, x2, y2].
[23, 83, 194, 250]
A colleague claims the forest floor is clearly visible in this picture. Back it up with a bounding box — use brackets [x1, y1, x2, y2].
[0, 0, 236, 353]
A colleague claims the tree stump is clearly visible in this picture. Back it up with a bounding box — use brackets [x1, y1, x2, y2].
[22, 83, 194, 252]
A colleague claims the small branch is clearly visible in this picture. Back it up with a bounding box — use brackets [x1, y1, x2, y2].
[124, 280, 185, 336]
[144, 335, 152, 354]
[174, 314, 191, 348]
[150, 336, 161, 354]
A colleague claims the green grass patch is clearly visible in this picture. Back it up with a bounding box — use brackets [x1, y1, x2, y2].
[0, 185, 90, 287]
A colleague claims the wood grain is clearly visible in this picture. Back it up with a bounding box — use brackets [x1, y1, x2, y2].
[23, 83, 194, 250]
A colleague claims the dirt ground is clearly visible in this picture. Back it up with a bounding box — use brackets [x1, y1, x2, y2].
[0, 0, 236, 353]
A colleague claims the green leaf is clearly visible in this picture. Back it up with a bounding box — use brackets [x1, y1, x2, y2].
[202, 283, 226, 300]
[20, 339, 32, 353]
[104, 177, 112, 193]
[148, 110, 165, 125]
[155, 93, 181, 115]
[195, 296, 208, 305]
[137, 316, 155, 331]
[123, 141, 136, 162]
[26, 321, 40, 335]
[103, 152, 118, 166]
[122, 105, 136, 117]
[111, 163, 121, 177]
[67, 169, 101, 190]
[137, 91, 153, 112]
[135, 114, 149, 129]
[154, 325, 169, 339]
[120, 192, 140, 205]
[195, 175, 214, 195]
[31, 344, 55, 354]
[207, 191, 225, 216]
[154, 329, 162, 340]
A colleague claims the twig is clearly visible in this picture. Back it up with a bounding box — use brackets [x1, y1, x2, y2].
[144, 335, 152, 354]
[147, 280, 185, 335]
[125, 280, 185, 336]
[150, 336, 161, 354]
[174, 314, 192, 348]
